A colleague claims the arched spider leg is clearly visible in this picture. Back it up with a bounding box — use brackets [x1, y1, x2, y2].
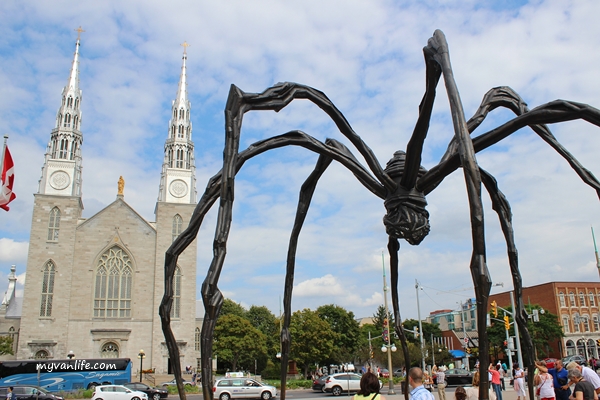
[427, 29, 493, 396]
[479, 168, 536, 400]
[158, 130, 384, 400]
[420, 99, 600, 197]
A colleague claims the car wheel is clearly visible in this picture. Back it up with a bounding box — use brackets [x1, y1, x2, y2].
[321, 386, 326, 393]
[153, 394, 161, 400]
[220, 393, 231, 400]
[261, 391, 272, 400]
[332, 386, 342, 396]
[132, 397, 140, 400]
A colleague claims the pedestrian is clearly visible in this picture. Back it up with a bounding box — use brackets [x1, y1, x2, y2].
[514, 363, 527, 400]
[536, 360, 570, 400]
[436, 366, 447, 400]
[455, 386, 467, 400]
[489, 363, 503, 400]
[6, 387, 13, 400]
[353, 371, 385, 400]
[423, 371, 433, 392]
[533, 360, 554, 400]
[566, 362, 600, 395]
[498, 364, 506, 391]
[407, 367, 435, 400]
[465, 371, 496, 400]
[567, 368, 597, 400]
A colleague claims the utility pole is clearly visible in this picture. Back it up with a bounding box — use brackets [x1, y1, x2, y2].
[382, 254, 396, 395]
[510, 291, 524, 369]
[415, 279, 425, 371]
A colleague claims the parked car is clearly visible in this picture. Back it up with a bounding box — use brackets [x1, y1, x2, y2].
[160, 379, 194, 387]
[443, 369, 473, 386]
[312, 375, 329, 392]
[323, 373, 382, 396]
[379, 369, 390, 378]
[562, 355, 587, 366]
[0, 386, 64, 400]
[91, 385, 148, 400]
[393, 369, 404, 378]
[123, 383, 168, 400]
[543, 358, 557, 369]
[213, 378, 277, 400]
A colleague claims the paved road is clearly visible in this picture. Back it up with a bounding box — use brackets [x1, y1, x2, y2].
[180, 385, 519, 400]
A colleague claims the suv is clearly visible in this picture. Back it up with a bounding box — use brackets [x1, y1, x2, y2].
[323, 373, 382, 396]
[213, 378, 277, 400]
[0, 386, 64, 400]
[563, 355, 587, 366]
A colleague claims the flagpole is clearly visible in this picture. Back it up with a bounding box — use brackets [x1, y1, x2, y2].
[1, 135, 7, 177]
[592, 226, 600, 280]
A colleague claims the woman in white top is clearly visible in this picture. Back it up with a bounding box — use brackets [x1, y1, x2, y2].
[514, 364, 527, 400]
[465, 371, 496, 400]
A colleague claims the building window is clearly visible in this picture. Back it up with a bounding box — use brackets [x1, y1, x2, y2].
[172, 214, 183, 242]
[448, 323, 455, 330]
[562, 316, 570, 333]
[195, 328, 201, 351]
[176, 149, 184, 168]
[589, 293, 596, 307]
[39, 261, 55, 317]
[583, 316, 590, 332]
[94, 246, 132, 318]
[101, 342, 119, 358]
[35, 350, 49, 359]
[559, 292, 566, 307]
[593, 315, 599, 331]
[573, 313, 581, 333]
[171, 267, 181, 319]
[570, 292, 576, 306]
[47, 207, 60, 241]
[59, 137, 68, 157]
[579, 292, 586, 307]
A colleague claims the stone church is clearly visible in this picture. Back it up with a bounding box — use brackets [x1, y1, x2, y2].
[4, 35, 202, 373]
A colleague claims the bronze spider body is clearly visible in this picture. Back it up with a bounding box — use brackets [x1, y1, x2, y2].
[159, 30, 600, 400]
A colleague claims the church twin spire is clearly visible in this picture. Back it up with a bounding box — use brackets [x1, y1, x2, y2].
[157, 42, 197, 204]
[38, 28, 84, 197]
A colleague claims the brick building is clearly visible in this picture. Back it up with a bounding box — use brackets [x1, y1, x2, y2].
[8, 35, 203, 373]
[489, 282, 600, 359]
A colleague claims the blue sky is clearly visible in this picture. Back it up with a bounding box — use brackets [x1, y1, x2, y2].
[1, 0, 600, 322]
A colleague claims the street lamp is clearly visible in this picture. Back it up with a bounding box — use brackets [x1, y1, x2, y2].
[381, 253, 396, 395]
[138, 349, 145, 382]
[67, 351, 75, 360]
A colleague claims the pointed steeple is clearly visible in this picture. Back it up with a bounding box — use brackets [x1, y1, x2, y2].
[157, 42, 197, 204]
[38, 28, 84, 197]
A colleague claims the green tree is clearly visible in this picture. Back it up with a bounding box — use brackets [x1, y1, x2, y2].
[214, 314, 267, 371]
[0, 336, 13, 355]
[317, 304, 360, 364]
[289, 309, 337, 377]
[219, 299, 247, 319]
[246, 305, 279, 372]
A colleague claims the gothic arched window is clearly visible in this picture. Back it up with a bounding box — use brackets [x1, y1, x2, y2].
[179, 108, 184, 119]
[186, 110, 190, 121]
[71, 142, 78, 161]
[176, 149, 184, 168]
[59, 138, 69, 159]
[171, 267, 182, 319]
[101, 342, 119, 358]
[67, 96, 73, 107]
[94, 246, 132, 318]
[57, 114, 62, 130]
[40, 261, 55, 317]
[35, 350, 49, 359]
[172, 214, 183, 242]
[195, 328, 200, 351]
[178, 125, 184, 138]
[48, 207, 60, 241]
[73, 115, 79, 131]
[74, 97, 79, 109]
[171, 125, 176, 138]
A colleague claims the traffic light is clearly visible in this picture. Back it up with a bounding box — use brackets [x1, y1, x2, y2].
[491, 300, 498, 318]
[414, 327, 419, 339]
[382, 318, 389, 343]
[466, 348, 471, 354]
[504, 315, 510, 330]
[596, 339, 600, 347]
[370, 350, 374, 359]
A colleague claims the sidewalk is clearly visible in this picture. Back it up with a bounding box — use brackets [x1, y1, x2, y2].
[382, 386, 520, 400]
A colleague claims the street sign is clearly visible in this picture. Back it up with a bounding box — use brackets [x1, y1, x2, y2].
[464, 337, 468, 343]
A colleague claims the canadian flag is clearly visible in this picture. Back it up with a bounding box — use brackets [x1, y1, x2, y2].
[0, 145, 16, 211]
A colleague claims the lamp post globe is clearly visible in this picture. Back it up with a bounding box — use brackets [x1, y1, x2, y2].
[138, 349, 145, 382]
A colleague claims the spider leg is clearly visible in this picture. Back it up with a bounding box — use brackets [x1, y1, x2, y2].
[158, 129, 385, 400]
[479, 168, 536, 400]
[426, 29, 492, 397]
[387, 236, 411, 400]
[419, 96, 600, 197]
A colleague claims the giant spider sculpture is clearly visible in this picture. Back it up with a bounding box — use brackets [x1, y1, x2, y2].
[159, 30, 600, 400]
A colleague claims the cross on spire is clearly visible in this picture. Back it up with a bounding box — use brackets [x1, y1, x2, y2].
[75, 26, 85, 40]
[181, 41, 190, 55]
